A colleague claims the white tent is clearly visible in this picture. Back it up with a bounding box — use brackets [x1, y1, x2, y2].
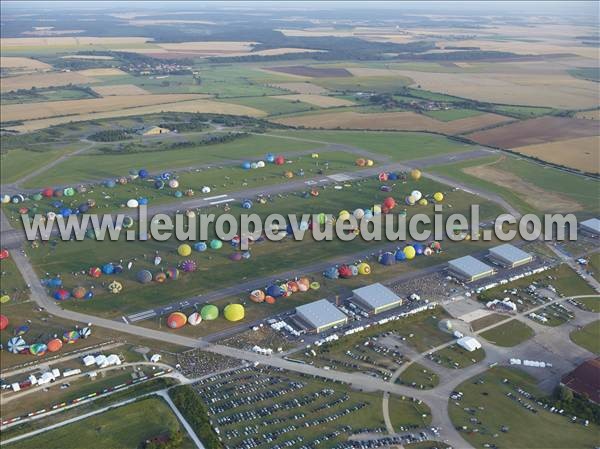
[456, 336, 482, 352]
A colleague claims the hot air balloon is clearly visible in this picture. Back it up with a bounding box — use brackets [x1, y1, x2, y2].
[355, 158, 366, 167]
[284, 170, 294, 179]
[418, 198, 428, 206]
[201, 186, 211, 194]
[241, 199, 253, 209]
[424, 247, 433, 256]
[266, 153, 275, 163]
[53, 289, 70, 301]
[338, 210, 351, 221]
[181, 259, 197, 272]
[395, 250, 407, 261]
[311, 153, 319, 159]
[242, 161, 252, 169]
[47, 338, 63, 352]
[433, 192, 444, 202]
[139, 169, 149, 179]
[373, 205, 382, 215]
[72, 286, 87, 299]
[7, 336, 26, 354]
[42, 188, 54, 198]
[229, 252, 243, 261]
[403, 245, 416, 260]
[411, 190, 422, 201]
[102, 263, 114, 275]
[166, 267, 179, 280]
[357, 262, 371, 275]
[414, 243, 425, 255]
[80, 327, 92, 338]
[379, 252, 395, 265]
[430, 241, 442, 252]
[274, 155, 285, 165]
[383, 197, 396, 209]
[323, 266, 339, 279]
[167, 312, 187, 329]
[224, 304, 245, 322]
[265, 295, 276, 304]
[188, 312, 202, 326]
[0, 314, 8, 330]
[108, 280, 123, 293]
[297, 277, 310, 292]
[353, 209, 365, 219]
[29, 343, 47, 356]
[338, 265, 353, 278]
[127, 199, 139, 208]
[266, 284, 284, 298]
[193, 242, 207, 252]
[210, 239, 223, 250]
[178, 244, 192, 256]
[250, 289, 266, 303]
[137, 269, 153, 284]
[200, 304, 219, 320]
[410, 169, 421, 181]
[378, 172, 389, 182]
[123, 216, 134, 229]
[63, 330, 80, 344]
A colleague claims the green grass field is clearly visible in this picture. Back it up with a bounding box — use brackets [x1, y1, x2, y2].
[396, 362, 440, 389]
[313, 75, 414, 93]
[423, 108, 484, 121]
[0, 255, 30, 302]
[490, 105, 554, 119]
[480, 319, 535, 347]
[431, 345, 485, 369]
[449, 367, 599, 449]
[470, 313, 507, 331]
[1, 87, 97, 105]
[218, 95, 317, 116]
[570, 320, 600, 354]
[5, 397, 196, 449]
[429, 155, 600, 215]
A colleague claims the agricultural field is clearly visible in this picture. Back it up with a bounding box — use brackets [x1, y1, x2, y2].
[570, 320, 600, 355]
[273, 94, 355, 107]
[270, 82, 330, 94]
[91, 84, 150, 96]
[449, 367, 599, 449]
[5, 397, 196, 449]
[429, 155, 600, 215]
[422, 108, 484, 121]
[511, 136, 600, 173]
[0, 71, 100, 92]
[273, 110, 511, 134]
[479, 320, 535, 347]
[466, 116, 599, 149]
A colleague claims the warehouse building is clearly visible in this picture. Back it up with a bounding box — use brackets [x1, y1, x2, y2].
[352, 283, 402, 314]
[561, 357, 600, 404]
[295, 299, 348, 333]
[448, 256, 494, 282]
[488, 244, 533, 268]
[580, 218, 600, 237]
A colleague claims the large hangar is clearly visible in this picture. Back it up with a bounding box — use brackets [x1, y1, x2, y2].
[295, 299, 348, 333]
[580, 218, 600, 237]
[488, 244, 533, 268]
[448, 255, 494, 282]
[352, 283, 402, 314]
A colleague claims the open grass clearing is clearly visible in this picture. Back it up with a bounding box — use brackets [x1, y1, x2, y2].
[5, 397, 196, 449]
[470, 313, 507, 332]
[570, 320, 600, 355]
[275, 94, 355, 107]
[396, 362, 440, 389]
[430, 345, 485, 369]
[448, 366, 599, 449]
[480, 319, 535, 347]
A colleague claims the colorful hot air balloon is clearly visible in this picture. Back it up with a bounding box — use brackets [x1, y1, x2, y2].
[193, 242, 207, 252]
[200, 304, 219, 320]
[7, 336, 26, 354]
[53, 289, 70, 301]
[0, 314, 8, 330]
[224, 304, 245, 322]
[29, 343, 47, 356]
[154, 272, 167, 283]
[47, 338, 63, 352]
[72, 286, 87, 299]
[181, 259, 197, 272]
[188, 312, 202, 326]
[266, 284, 284, 298]
[89, 267, 102, 278]
[167, 312, 187, 329]
[0, 249, 9, 260]
[107, 280, 123, 293]
[265, 295, 276, 304]
[166, 267, 179, 280]
[63, 330, 80, 344]
[137, 269, 153, 284]
[357, 262, 371, 275]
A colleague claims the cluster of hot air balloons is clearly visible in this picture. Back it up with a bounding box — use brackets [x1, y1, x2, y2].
[241, 153, 286, 171]
[4, 324, 91, 356]
[355, 158, 375, 167]
[137, 267, 181, 284]
[378, 242, 443, 266]
[249, 277, 318, 305]
[323, 262, 371, 279]
[166, 302, 244, 330]
[178, 240, 223, 256]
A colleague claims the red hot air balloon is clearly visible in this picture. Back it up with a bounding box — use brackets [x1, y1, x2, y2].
[0, 314, 8, 330]
[383, 197, 396, 209]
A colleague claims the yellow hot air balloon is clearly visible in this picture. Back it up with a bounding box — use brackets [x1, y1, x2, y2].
[410, 169, 422, 181]
[178, 244, 192, 256]
[433, 192, 444, 202]
[311, 153, 319, 159]
[338, 210, 351, 220]
[366, 159, 374, 167]
[403, 246, 416, 260]
[357, 262, 371, 275]
[373, 205, 382, 215]
[418, 198, 428, 206]
[224, 304, 245, 322]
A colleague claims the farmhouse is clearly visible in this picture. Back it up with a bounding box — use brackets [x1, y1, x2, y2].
[448, 255, 494, 282]
[561, 357, 600, 404]
[295, 299, 348, 333]
[140, 126, 171, 136]
[352, 283, 402, 314]
[488, 244, 533, 268]
[580, 218, 600, 237]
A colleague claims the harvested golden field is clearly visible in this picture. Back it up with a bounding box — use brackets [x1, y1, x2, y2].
[76, 68, 127, 76]
[0, 36, 150, 49]
[92, 84, 150, 96]
[0, 71, 98, 92]
[270, 82, 330, 94]
[463, 160, 582, 212]
[575, 110, 600, 120]
[7, 99, 265, 133]
[512, 136, 600, 173]
[1, 94, 207, 122]
[61, 55, 115, 60]
[466, 117, 599, 148]
[0, 56, 51, 71]
[273, 94, 354, 107]
[158, 41, 256, 52]
[274, 110, 511, 134]
[390, 69, 599, 109]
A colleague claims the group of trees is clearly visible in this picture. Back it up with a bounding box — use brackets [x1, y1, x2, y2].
[547, 386, 600, 425]
[88, 129, 135, 142]
[169, 385, 223, 449]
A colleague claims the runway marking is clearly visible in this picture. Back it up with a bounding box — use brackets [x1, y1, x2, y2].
[328, 173, 353, 182]
[203, 194, 228, 201]
[127, 310, 157, 322]
[209, 198, 235, 205]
